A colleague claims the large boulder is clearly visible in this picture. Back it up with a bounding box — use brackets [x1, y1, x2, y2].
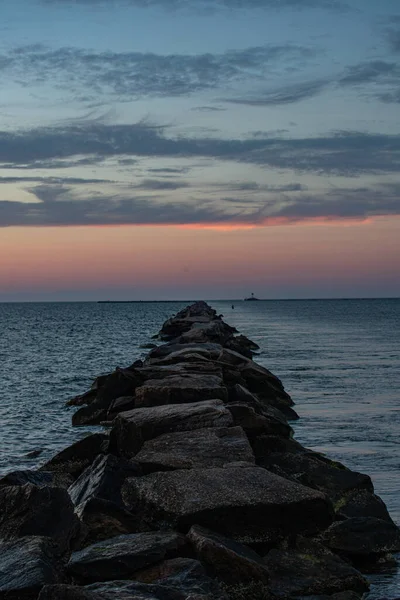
[0, 484, 79, 555]
[132, 557, 227, 598]
[67, 532, 190, 583]
[109, 400, 234, 459]
[68, 454, 140, 508]
[146, 343, 223, 363]
[75, 498, 141, 549]
[227, 404, 293, 440]
[188, 525, 269, 583]
[174, 321, 236, 346]
[138, 362, 223, 380]
[85, 558, 227, 599]
[264, 537, 369, 597]
[0, 536, 62, 599]
[258, 452, 373, 502]
[72, 370, 144, 426]
[0, 470, 56, 488]
[135, 426, 254, 472]
[122, 466, 334, 544]
[40, 434, 109, 479]
[135, 374, 228, 408]
[335, 489, 396, 523]
[319, 517, 400, 556]
[39, 585, 101, 600]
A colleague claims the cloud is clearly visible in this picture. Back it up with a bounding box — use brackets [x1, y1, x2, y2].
[386, 25, 400, 53]
[1, 180, 398, 228]
[0, 175, 113, 185]
[213, 181, 307, 192]
[148, 167, 190, 174]
[339, 61, 399, 86]
[223, 79, 330, 106]
[133, 179, 190, 190]
[2, 43, 318, 101]
[337, 59, 400, 104]
[191, 106, 227, 112]
[1, 123, 400, 176]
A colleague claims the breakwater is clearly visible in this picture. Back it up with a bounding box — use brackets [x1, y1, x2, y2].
[0, 301, 399, 599]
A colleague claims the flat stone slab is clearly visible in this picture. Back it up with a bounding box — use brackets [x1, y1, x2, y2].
[110, 400, 234, 458]
[122, 466, 334, 544]
[67, 532, 189, 583]
[135, 374, 228, 408]
[135, 426, 255, 472]
[0, 536, 61, 598]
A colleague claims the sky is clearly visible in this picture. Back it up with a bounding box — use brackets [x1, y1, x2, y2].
[0, 0, 399, 300]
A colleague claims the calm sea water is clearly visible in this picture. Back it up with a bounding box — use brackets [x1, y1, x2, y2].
[0, 299, 399, 599]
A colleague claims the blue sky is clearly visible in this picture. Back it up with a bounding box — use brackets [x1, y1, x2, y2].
[0, 0, 399, 300]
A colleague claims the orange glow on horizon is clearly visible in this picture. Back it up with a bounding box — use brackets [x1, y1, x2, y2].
[0, 216, 399, 298]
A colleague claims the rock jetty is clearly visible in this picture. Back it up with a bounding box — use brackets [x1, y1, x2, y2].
[1, 301, 399, 600]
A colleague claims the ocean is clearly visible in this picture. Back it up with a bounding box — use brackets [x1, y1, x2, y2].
[0, 298, 399, 598]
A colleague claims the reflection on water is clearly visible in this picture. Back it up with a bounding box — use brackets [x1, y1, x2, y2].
[1, 298, 399, 599]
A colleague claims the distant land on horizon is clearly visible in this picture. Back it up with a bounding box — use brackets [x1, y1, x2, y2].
[1, 296, 399, 304]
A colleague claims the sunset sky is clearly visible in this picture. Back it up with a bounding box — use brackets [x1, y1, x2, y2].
[1, 0, 399, 300]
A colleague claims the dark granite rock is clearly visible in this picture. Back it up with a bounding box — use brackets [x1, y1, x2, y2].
[39, 585, 101, 600]
[66, 388, 97, 408]
[146, 343, 223, 363]
[133, 557, 227, 598]
[319, 517, 400, 556]
[72, 402, 110, 427]
[335, 490, 396, 523]
[75, 498, 141, 549]
[135, 374, 228, 408]
[264, 537, 369, 597]
[227, 404, 293, 440]
[72, 370, 144, 426]
[0, 470, 54, 488]
[135, 426, 254, 472]
[107, 396, 136, 418]
[224, 335, 259, 359]
[259, 452, 373, 502]
[68, 531, 190, 583]
[109, 400, 234, 459]
[85, 557, 227, 599]
[252, 435, 309, 460]
[68, 454, 140, 508]
[0, 536, 62, 599]
[173, 321, 237, 346]
[188, 525, 269, 583]
[0, 484, 79, 555]
[40, 434, 109, 479]
[122, 466, 334, 544]
[138, 362, 223, 380]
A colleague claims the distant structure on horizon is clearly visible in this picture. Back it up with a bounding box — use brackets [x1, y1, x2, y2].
[244, 293, 260, 301]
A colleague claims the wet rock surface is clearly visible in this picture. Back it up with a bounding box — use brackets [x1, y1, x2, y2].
[135, 426, 254, 472]
[67, 531, 190, 583]
[0, 483, 79, 555]
[122, 466, 333, 543]
[109, 400, 233, 458]
[0, 536, 62, 599]
[2, 301, 398, 599]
